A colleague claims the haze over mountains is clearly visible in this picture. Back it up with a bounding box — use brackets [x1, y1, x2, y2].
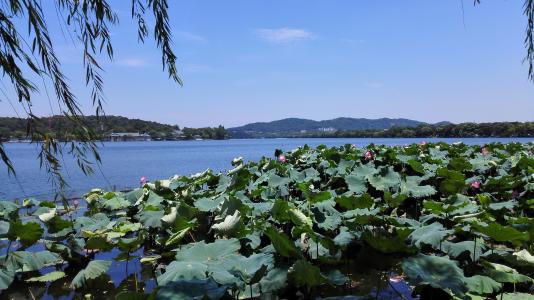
[228, 117, 451, 138]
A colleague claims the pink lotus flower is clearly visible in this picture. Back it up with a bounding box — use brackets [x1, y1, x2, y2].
[481, 147, 489, 156]
[278, 155, 286, 163]
[471, 181, 481, 189]
[420, 141, 427, 145]
[364, 150, 373, 160]
[140, 176, 148, 186]
[73, 199, 79, 207]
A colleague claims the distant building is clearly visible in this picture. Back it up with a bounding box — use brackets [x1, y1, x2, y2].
[318, 127, 337, 133]
[173, 129, 185, 139]
[109, 132, 151, 142]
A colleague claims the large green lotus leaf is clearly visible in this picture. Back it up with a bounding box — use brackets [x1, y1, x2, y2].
[343, 207, 381, 225]
[407, 222, 452, 249]
[510, 249, 534, 267]
[115, 221, 142, 233]
[264, 227, 299, 257]
[437, 168, 465, 195]
[288, 259, 324, 289]
[299, 167, 320, 182]
[86, 236, 113, 252]
[194, 196, 223, 212]
[483, 262, 533, 283]
[157, 261, 208, 285]
[237, 267, 288, 299]
[0, 201, 19, 219]
[7, 221, 43, 248]
[400, 176, 437, 198]
[259, 268, 288, 292]
[243, 232, 262, 249]
[74, 213, 110, 231]
[102, 196, 130, 210]
[483, 175, 520, 193]
[26, 271, 66, 283]
[300, 238, 333, 259]
[0, 220, 9, 237]
[117, 235, 144, 252]
[313, 208, 342, 231]
[219, 195, 247, 219]
[407, 159, 425, 174]
[245, 202, 273, 216]
[268, 174, 290, 187]
[231, 253, 274, 283]
[271, 199, 291, 222]
[428, 147, 449, 161]
[138, 209, 164, 228]
[212, 210, 241, 235]
[502, 293, 534, 300]
[448, 157, 472, 172]
[335, 193, 373, 210]
[145, 190, 166, 207]
[471, 222, 529, 245]
[309, 191, 332, 204]
[488, 200, 517, 211]
[156, 279, 228, 300]
[367, 167, 401, 192]
[441, 239, 486, 261]
[175, 238, 241, 263]
[469, 157, 492, 173]
[333, 228, 356, 247]
[344, 175, 367, 195]
[7, 250, 62, 272]
[352, 163, 378, 177]
[465, 275, 501, 295]
[288, 208, 312, 227]
[402, 254, 468, 298]
[384, 192, 408, 208]
[0, 269, 15, 290]
[70, 260, 111, 288]
[216, 174, 232, 193]
[46, 215, 74, 235]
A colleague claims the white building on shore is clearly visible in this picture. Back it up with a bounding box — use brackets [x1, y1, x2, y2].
[109, 132, 151, 142]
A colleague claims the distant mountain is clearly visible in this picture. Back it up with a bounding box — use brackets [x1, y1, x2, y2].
[228, 117, 448, 138]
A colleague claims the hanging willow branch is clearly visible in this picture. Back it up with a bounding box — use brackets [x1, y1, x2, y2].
[474, 0, 534, 81]
[0, 0, 181, 196]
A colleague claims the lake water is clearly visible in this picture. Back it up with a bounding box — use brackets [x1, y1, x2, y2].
[2, 137, 533, 200]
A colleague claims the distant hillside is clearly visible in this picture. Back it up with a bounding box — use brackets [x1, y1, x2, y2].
[0, 116, 227, 141]
[228, 117, 446, 138]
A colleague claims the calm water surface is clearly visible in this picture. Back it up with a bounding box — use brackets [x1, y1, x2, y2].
[2, 137, 533, 200]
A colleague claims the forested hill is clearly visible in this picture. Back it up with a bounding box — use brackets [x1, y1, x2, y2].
[228, 117, 446, 138]
[0, 116, 227, 140]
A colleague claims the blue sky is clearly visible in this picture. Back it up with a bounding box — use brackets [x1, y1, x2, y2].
[2, 0, 534, 127]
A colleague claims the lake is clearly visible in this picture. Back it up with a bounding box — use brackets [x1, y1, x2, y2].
[2, 137, 533, 200]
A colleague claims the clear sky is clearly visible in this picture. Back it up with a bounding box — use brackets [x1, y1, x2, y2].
[2, 0, 534, 127]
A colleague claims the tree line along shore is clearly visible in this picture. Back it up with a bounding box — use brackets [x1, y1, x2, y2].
[0, 116, 533, 141]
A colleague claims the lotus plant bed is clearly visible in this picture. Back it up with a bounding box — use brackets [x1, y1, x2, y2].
[1, 142, 534, 299]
